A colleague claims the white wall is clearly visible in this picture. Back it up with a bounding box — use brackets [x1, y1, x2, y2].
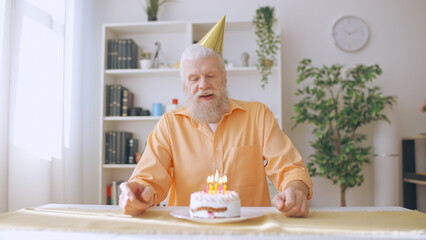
[85, 0, 426, 207]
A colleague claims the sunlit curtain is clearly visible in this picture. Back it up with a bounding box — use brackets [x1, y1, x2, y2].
[0, 0, 10, 213]
[13, 0, 65, 161]
[5, 0, 79, 211]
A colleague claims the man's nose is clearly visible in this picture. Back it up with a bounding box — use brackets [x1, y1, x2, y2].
[198, 76, 209, 89]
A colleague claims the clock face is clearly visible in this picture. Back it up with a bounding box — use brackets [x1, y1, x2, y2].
[332, 16, 369, 52]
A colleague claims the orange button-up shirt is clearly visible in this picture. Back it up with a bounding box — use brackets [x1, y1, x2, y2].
[129, 99, 313, 206]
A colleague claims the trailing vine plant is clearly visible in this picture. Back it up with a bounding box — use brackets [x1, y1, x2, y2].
[253, 6, 280, 89]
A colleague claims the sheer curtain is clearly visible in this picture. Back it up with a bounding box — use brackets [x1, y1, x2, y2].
[0, 0, 11, 213]
[0, 0, 92, 212]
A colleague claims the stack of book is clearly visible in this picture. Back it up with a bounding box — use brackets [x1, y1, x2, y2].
[106, 85, 134, 116]
[105, 131, 138, 164]
[106, 39, 139, 69]
[106, 180, 125, 205]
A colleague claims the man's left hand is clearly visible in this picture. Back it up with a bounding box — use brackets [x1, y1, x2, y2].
[272, 180, 309, 218]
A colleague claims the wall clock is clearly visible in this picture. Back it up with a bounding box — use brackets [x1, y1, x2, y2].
[332, 15, 369, 52]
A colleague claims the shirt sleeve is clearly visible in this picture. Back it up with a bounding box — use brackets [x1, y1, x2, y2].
[262, 106, 313, 199]
[128, 117, 173, 205]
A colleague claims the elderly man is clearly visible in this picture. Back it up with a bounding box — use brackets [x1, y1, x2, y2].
[119, 17, 312, 218]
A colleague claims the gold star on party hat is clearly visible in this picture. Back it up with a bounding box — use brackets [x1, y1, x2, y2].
[198, 15, 226, 55]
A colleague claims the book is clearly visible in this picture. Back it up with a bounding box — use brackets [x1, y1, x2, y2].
[116, 85, 123, 116]
[106, 85, 113, 116]
[111, 180, 125, 205]
[118, 39, 125, 69]
[111, 85, 124, 116]
[107, 40, 112, 69]
[128, 138, 138, 164]
[117, 131, 122, 164]
[111, 131, 117, 164]
[105, 131, 134, 164]
[105, 131, 111, 164]
[127, 39, 138, 69]
[107, 39, 138, 69]
[106, 39, 119, 69]
[106, 184, 112, 205]
[112, 181, 117, 205]
[119, 132, 133, 164]
[121, 88, 134, 116]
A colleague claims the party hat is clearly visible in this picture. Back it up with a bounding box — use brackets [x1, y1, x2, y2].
[198, 15, 226, 55]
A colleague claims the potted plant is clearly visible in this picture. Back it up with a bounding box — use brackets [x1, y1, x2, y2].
[140, 50, 152, 69]
[252, 6, 280, 89]
[292, 58, 396, 206]
[142, 0, 171, 21]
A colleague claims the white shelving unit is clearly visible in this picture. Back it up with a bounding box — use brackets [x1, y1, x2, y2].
[99, 20, 282, 205]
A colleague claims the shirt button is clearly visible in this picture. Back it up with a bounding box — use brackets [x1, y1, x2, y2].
[216, 147, 219, 151]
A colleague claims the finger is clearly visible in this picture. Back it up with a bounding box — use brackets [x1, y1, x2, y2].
[141, 187, 154, 204]
[284, 192, 301, 217]
[272, 193, 285, 211]
[299, 198, 309, 218]
[282, 189, 296, 212]
[286, 191, 309, 218]
[120, 190, 149, 214]
[123, 206, 146, 216]
[122, 198, 150, 216]
[120, 182, 135, 200]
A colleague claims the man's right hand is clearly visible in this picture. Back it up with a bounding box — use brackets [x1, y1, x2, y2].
[119, 181, 154, 215]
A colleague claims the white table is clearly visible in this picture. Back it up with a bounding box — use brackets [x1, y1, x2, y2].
[0, 204, 422, 240]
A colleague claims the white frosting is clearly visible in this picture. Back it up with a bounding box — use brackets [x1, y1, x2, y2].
[189, 191, 241, 218]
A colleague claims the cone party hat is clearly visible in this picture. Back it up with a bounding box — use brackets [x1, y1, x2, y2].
[198, 15, 226, 55]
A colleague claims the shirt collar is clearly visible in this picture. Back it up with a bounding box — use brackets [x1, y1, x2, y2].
[174, 98, 247, 119]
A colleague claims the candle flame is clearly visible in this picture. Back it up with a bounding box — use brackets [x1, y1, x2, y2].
[214, 170, 219, 182]
[223, 175, 227, 183]
[218, 177, 222, 184]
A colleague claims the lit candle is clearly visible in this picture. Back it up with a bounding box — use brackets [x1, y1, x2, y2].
[205, 176, 210, 193]
[218, 177, 223, 194]
[214, 170, 219, 194]
[208, 175, 213, 194]
[223, 175, 227, 194]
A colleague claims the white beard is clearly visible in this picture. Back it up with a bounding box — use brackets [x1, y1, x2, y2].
[185, 87, 230, 124]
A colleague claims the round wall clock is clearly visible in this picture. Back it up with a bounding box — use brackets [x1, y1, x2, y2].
[332, 15, 369, 52]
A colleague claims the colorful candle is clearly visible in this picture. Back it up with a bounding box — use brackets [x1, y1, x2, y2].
[208, 175, 213, 194]
[205, 176, 210, 193]
[214, 170, 219, 194]
[218, 177, 223, 194]
[223, 175, 227, 194]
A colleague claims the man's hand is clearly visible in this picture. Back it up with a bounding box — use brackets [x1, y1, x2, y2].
[272, 180, 309, 218]
[119, 181, 154, 216]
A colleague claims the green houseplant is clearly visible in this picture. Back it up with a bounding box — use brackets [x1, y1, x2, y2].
[142, 0, 171, 21]
[252, 6, 280, 89]
[292, 58, 396, 206]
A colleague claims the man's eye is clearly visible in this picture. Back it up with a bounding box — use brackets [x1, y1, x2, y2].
[207, 75, 215, 78]
[189, 77, 199, 81]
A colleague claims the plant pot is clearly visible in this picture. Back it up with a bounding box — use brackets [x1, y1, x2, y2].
[148, 16, 157, 21]
[140, 59, 152, 69]
[263, 58, 273, 67]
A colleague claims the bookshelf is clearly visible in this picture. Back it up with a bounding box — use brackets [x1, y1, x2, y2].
[99, 20, 282, 205]
[402, 135, 426, 210]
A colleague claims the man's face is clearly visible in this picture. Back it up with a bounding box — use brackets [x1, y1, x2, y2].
[182, 54, 227, 106]
[182, 54, 229, 123]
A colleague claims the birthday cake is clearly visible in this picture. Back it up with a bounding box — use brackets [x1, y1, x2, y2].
[189, 191, 241, 218]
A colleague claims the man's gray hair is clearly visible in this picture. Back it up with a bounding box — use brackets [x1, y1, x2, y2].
[179, 44, 226, 80]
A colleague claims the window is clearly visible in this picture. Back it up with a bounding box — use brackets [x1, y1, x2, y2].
[12, 0, 66, 160]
